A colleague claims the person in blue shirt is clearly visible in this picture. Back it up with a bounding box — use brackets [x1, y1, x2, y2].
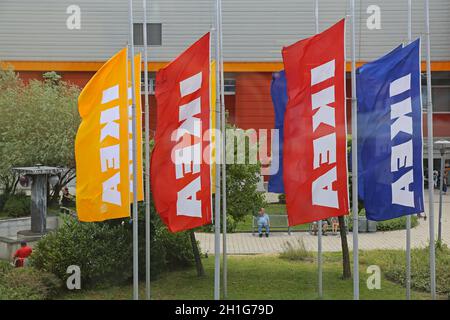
[257, 208, 270, 238]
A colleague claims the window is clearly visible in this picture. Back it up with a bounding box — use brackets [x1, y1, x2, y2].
[421, 72, 450, 113]
[133, 23, 162, 46]
[140, 73, 156, 94]
[223, 78, 236, 95]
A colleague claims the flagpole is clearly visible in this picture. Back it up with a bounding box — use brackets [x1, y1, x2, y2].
[425, 0, 436, 300]
[143, 0, 151, 301]
[314, 0, 323, 300]
[405, 0, 412, 301]
[128, 0, 139, 301]
[218, 0, 228, 299]
[214, 0, 222, 301]
[350, 0, 359, 300]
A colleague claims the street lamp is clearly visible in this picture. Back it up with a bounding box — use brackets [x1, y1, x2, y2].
[434, 140, 450, 243]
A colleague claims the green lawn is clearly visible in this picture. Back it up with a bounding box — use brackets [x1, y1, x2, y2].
[234, 203, 310, 232]
[61, 252, 435, 300]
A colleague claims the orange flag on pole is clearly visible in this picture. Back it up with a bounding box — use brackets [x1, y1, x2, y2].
[75, 48, 130, 221]
[127, 54, 144, 202]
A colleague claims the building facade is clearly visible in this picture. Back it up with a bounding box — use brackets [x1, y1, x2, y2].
[1, 0, 449, 164]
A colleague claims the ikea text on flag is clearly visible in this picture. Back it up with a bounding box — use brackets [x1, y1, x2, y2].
[75, 48, 130, 221]
[151, 33, 212, 232]
[127, 54, 144, 202]
[282, 19, 349, 226]
[357, 39, 424, 221]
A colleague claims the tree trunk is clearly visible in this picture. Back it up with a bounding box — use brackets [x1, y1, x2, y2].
[338, 216, 351, 279]
[190, 230, 205, 277]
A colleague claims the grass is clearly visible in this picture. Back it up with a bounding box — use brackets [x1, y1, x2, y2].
[61, 252, 436, 300]
[234, 203, 310, 232]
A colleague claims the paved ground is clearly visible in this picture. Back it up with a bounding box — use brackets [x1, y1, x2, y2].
[196, 190, 450, 254]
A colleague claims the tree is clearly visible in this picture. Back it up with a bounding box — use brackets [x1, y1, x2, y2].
[0, 67, 80, 207]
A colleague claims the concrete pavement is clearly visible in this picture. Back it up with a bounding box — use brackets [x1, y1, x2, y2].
[196, 190, 450, 254]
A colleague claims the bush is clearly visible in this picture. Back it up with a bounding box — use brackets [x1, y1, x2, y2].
[30, 216, 133, 286]
[348, 209, 419, 231]
[379, 244, 450, 295]
[30, 208, 194, 288]
[0, 266, 62, 300]
[278, 194, 286, 204]
[279, 239, 314, 262]
[377, 215, 419, 231]
[2, 194, 30, 217]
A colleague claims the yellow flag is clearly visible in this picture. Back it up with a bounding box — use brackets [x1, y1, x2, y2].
[127, 54, 144, 202]
[75, 48, 129, 222]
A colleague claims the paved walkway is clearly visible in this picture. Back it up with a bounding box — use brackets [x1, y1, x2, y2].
[196, 191, 450, 254]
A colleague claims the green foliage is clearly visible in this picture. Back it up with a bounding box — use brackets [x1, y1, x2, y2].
[278, 193, 286, 204]
[30, 216, 134, 286]
[30, 208, 194, 288]
[2, 193, 30, 217]
[0, 266, 62, 300]
[279, 239, 314, 262]
[362, 245, 450, 295]
[377, 215, 419, 231]
[347, 209, 419, 232]
[0, 67, 80, 203]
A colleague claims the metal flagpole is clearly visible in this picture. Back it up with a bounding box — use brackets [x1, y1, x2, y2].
[350, 0, 359, 300]
[218, 0, 228, 299]
[425, 0, 436, 300]
[128, 0, 139, 301]
[405, 0, 412, 301]
[143, 0, 151, 301]
[214, 0, 222, 301]
[314, 0, 323, 300]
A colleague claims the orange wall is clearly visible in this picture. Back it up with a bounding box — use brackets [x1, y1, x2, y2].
[14, 70, 450, 138]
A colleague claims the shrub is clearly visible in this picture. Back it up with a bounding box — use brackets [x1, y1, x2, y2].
[30, 208, 194, 288]
[0, 267, 62, 300]
[279, 239, 314, 262]
[3, 193, 30, 217]
[381, 244, 450, 295]
[278, 194, 286, 204]
[348, 208, 419, 231]
[30, 216, 133, 286]
[377, 215, 419, 231]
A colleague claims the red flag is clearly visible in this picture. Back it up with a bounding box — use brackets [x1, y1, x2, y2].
[151, 33, 212, 232]
[282, 19, 349, 226]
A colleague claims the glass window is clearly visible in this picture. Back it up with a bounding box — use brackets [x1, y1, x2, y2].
[133, 23, 162, 46]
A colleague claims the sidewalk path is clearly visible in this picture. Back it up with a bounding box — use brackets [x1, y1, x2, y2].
[196, 191, 450, 254]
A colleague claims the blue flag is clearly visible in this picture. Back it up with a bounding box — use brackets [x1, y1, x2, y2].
[268, 71, 287, 193]
[357, 39, 424, 221]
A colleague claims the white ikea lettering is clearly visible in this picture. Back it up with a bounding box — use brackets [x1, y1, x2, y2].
[311, 60, 335, 86]
[100, 106, 120, 141]
[102, 85, 119, 104]
[176, 97, 202, 140]
[177, 176, 202, 217]
[175, 143, 201, 179]
[390, 73, 414, 207]
[102, 172, 121, 206]
[313, 133, 337, 169]
[99, 85, 122, 207]
[100, 145, 120, 172]
[312, 167, 339, 208]
[392, 169, 414, 207]
[180, 72, 202, 97]
[175, 72, 204, 217]
[310, 60, 339, 209]
[312, 86, 335, 131]
[391, 97, 412, 139]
